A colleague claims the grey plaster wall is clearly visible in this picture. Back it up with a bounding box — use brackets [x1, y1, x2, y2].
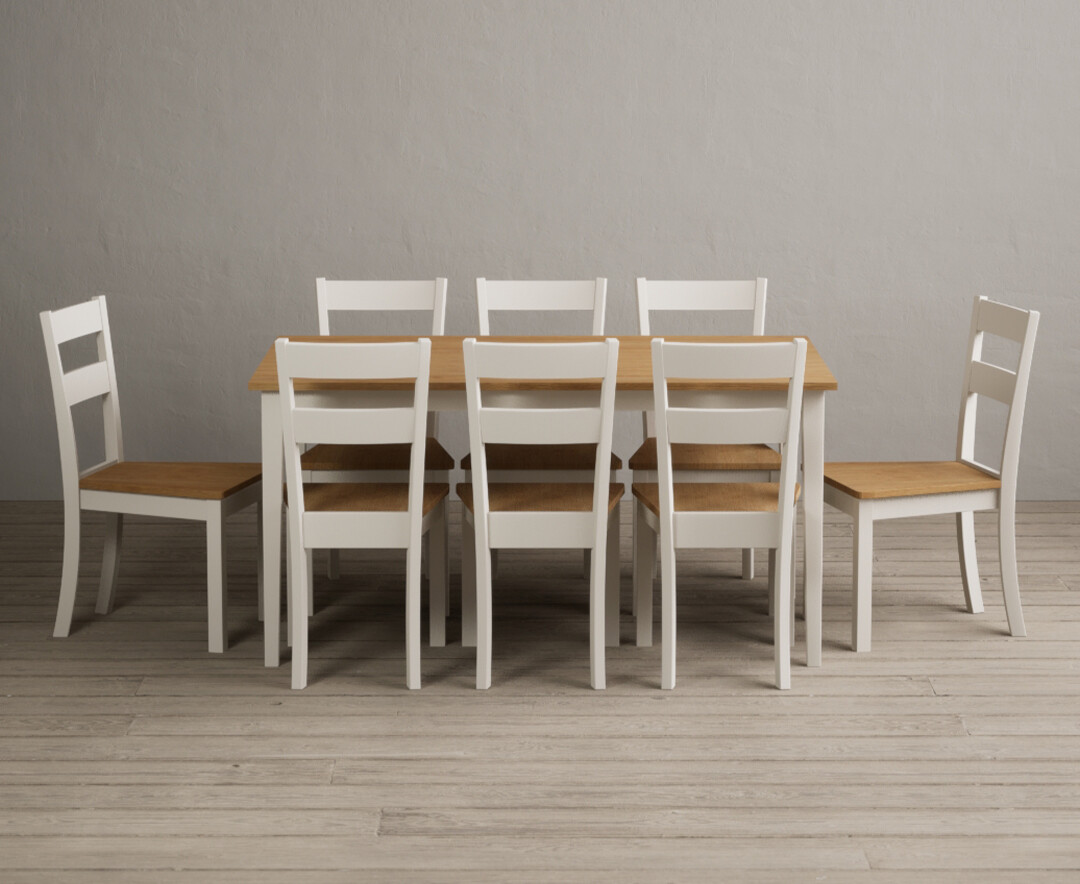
[2, 0, 1077, 499]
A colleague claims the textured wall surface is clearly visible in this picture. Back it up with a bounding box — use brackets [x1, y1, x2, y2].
[2, 0, 1077, 499]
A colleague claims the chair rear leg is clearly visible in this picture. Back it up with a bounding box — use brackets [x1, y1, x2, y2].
[998, 500, 1026, 637]
[95, 513, 123, 615]
[660, 537, 677, 690]
[956, 511, 985, 614]
[775, 540, 792, 690]
[475, 543, 493, 690]
[290, 534, 309, 690]
[590, 528, 608, 690]
[852, 506, 873, 652]
[206, 508, 228, 654]
[53, 500, 81, 638]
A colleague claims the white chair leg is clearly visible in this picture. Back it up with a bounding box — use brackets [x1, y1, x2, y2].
[428, 504, 448, 648]
[741, 547, 754, 580]
[206, 507, 228, 654]
[660, 533, 677, 690]
[956, 511, 984, 614]
[775, 539, 792, 690]
[767, 548, 777, 617]
[53, 499, 81, 638]
[327, 548, 340, 580]
[605, 508, 620, 649]
[790, 521, 797, 648]
[475, 543, 493, 691]
[633, 503, 655, 647]
[290, 536, 309, 690]
[590, 529, 608, 691]
[306, 549, 314, 616]
[998, 500, 1027, 637]
[405, 541, 422, 690]
[461, 516, 477, 648]
[852, 506, 873, 653]
[630, 515, 637, 617]
[256, 501, 264, 622]
[95, 513, 123, 615]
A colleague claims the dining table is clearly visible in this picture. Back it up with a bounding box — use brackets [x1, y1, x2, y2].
[248, 335, 838, 671]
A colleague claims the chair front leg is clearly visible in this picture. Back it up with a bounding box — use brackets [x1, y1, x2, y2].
[956, 511, 984, 614]
[852, 506, 873, 653]
[95, 513, 123, 615]
[428, 503, 448, 648]
[53, 499, 82, 638]
[206, 506, 228, 654]
[998, 499, 1026, 637]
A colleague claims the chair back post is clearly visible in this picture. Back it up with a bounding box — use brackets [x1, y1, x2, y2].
[590, 338, 620, 536]
[462, 337, 492, 553]
[955, 296, 1040, 503]
[407, 338, 433, 545]
[778, 339, 808, 531]
[40, 296, 125, 504]
[649, 338, 677, 546]
[475, 278, 608, 336]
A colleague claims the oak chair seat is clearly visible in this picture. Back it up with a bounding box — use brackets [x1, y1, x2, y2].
[629, 438, 780, 472]
[460, 444, 621, 472]
[633, 482, 800, 516]
[80, 462, 261, 500]
[823, 461, 1001, 501]
[301, 438, 455, 472]
[458, 482, 623, 514]
[302, 482, 449, 514]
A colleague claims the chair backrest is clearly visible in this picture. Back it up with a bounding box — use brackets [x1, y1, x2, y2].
[476, 278, 607, 335]
[463, 337, 619, 548]
[637, 278, 767, 437]
[276, 338, 432, 547]
[316, 278, 448, 335]
[956, 296, 1040, 494]
[637, 278, 767, 336]
[650, 337, 806, 544]
[40, 296, 124, 502]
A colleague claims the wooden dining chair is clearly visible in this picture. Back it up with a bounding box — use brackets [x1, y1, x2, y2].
[304, 278, 453, 644]
[629, 278, 773, 582]
[633, 338, 806, 689]
[458, 337, 622, 689]
[277, 337, 449, 690]
[41, 296, 262, 652]
[824, 296, 1040, 652]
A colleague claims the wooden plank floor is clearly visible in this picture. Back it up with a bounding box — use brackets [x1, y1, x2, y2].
[1, 499, 1079, 881]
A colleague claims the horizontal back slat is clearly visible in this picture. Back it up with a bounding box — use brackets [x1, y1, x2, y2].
[470, 339, 612, 380]
[968, 360, 1017, 405]
[666, 407, 789, 445]
[278, 339, 426, 381]
[480, 280, 599, 312]
[644, 280, 758, 312]
[62, 361, 111, 406]
[659, 340, 798, 380]
[292, 407, 416, 445]
[320, 280, 441, 312]
[977, 298, 1030, 342]
[480, 408, 601, 445]
[46, 299, 104, 344]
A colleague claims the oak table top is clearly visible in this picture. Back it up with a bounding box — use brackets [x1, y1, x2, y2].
[248, 335, 838, 393]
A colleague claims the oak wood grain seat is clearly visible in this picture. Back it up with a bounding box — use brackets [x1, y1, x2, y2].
[80, 462, 261, 500]
[823, 461, 1001, 500]
[301, 482, 449, 513]
[460, 444, 621, 471]
[633, 482, 800, 515]
[301, 439, 454, 472]
[629, 438, 780, 471]
[457, 482, 623, 514]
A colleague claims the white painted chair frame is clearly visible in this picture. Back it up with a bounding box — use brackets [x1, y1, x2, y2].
[461, 338, 621, 690]
[277, 337, 447, 690]
[310, 278, 450, 644]
[823, 296, 1040, 651]
[636, 338, 806, 690]
[635, 277, 770, 583]
[41, 296, 261, 653]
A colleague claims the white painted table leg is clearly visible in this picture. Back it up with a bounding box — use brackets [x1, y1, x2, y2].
[261, 393, 283, 667]
[802, 391, 824, 668]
